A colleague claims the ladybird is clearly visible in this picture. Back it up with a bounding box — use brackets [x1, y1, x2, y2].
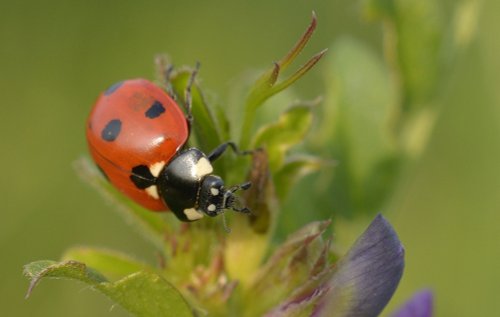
[86, 72, 251, 222]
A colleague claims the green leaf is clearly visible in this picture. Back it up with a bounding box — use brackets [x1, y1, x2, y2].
[24, 260, 107, 298]
[321, 37, 398, 216]
[240, 12, 326, 148]
[365, 0, 444, 109]
[278, 11, 318, 71]
[245, 10, 318, 111]
[252, 102, 316, 172]
[74, 157, 172, 251]
[24, 260, 193, 317]
[363, 0, 447, 158]
[393, 0, 443, 108]
[100, 271, 193, 317]
[169, 68, 222, 153]
[274, 155, 325, 201]
[62, 247, 154, 281]
[261, 49, 327, 103]
[324, 37, 396, 169]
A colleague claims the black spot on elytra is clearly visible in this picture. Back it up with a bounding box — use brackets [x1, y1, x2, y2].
[101, 119, 122, 142]
[145, 101, 166, 119]
[104, 81, 124, 96]
[96, 165, 109, 181]
[130, 165, 156, 189]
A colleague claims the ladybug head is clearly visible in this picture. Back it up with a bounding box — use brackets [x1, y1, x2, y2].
[198, 175, 251, 217]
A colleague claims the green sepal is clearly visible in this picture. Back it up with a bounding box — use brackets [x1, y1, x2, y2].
[244, 220, 332, 317]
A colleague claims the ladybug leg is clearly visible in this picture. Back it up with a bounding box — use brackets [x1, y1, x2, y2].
[220, 181, 251, 232]
[224, 182, 252, 213]
[183, 61, 200, 133]
[208, 142, 253, 162]
[155, 55, 177, 100]
[163, 64, 176, 98]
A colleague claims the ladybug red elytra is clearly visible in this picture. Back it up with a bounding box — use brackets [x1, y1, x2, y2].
[86, 67, 251, 222]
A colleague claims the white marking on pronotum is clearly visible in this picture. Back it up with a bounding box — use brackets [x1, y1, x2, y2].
[210, 188, 220, 196]
[149, 161, 166, 178]
[145, 185, 160, 199]
[194, 157, 213, 178]
[184, 208, 204, 221]
[207, 204, 216, 212]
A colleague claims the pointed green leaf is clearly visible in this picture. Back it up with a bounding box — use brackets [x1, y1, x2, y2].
[62, 247, 154, 281]
[24, 260, 108, 298]
[278, 11, 318, 71]
[249, 63, 281, 103]
[24, 260, 193, 317]
[252, 102, 316, 171]
[246, 11, 317, 108]
[263, 49, 327, 103]
[74, 157, 172, 250]
[240, 13, 326, 148]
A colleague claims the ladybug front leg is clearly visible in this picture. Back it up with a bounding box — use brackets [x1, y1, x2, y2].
[225, 182, 252, 213]
[155, 57, 199, 137]
[207, 142, 253, 162]
[154, 54, 177, 99]
[183, 61, 200, 134]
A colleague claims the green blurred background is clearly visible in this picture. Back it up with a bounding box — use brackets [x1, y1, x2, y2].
[1, 0, 499, 316]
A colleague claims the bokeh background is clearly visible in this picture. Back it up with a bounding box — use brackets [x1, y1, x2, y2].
[1, 0, 499, 316]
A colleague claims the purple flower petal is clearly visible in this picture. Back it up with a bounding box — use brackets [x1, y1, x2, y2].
[314, 214, 405, 317]
[391, 290, 433, 317]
